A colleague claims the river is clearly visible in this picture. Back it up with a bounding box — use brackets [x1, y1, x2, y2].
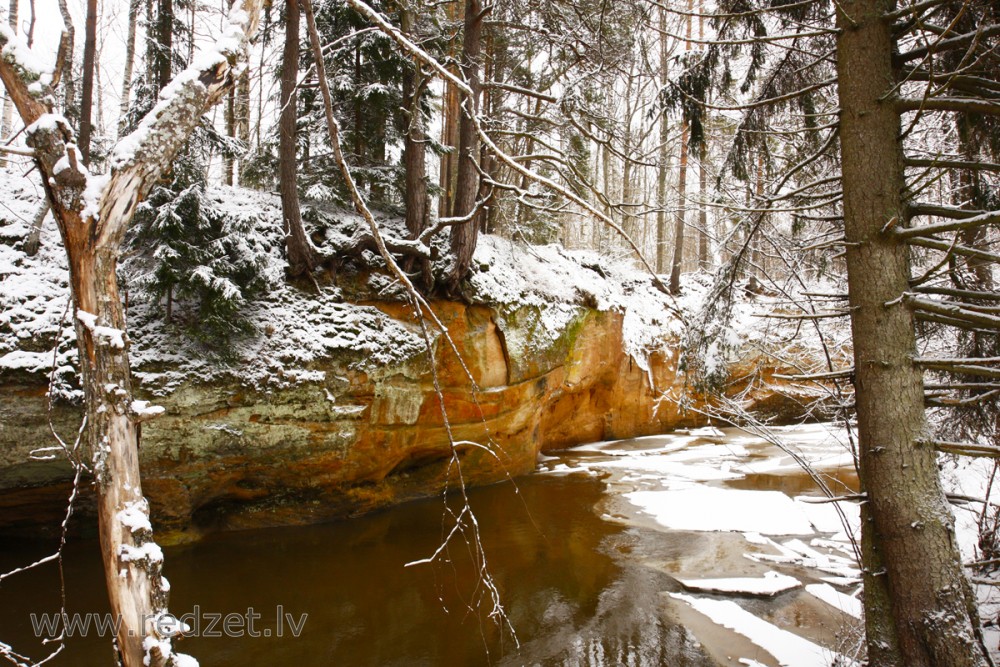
[0, 424, 864, 666]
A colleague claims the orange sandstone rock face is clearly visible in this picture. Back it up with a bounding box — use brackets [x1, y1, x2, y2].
[0, 301, 810, 541]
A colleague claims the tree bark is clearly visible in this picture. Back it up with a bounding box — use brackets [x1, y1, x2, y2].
[155, 0, 172, 91]
[446, 0, 484, 291]
[400, 6, 428, 241]
[655, 5, 670, 274]
[668, 5, 693, 293]
[79, 0, 98, 164]
[225, 87, 235, 185]
[0, 0, 16, 165]
[235, 64, 250, 184]
[696, 4, 709, 270]
[698, 153, 709, 269]
[836, 0, 990, 664]
[0, 6, 261, 665]
[55, 0, 74, 114]
[278, 0, 317, 277]
[668, 121, 689, 293]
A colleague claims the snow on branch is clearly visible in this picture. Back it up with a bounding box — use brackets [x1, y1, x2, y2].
[0, 21, 55, 124]
[91, 0, 262, 246]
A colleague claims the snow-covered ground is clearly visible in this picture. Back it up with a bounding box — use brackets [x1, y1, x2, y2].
[539, 423, 1000, 666]
[0, 172, 693, 396]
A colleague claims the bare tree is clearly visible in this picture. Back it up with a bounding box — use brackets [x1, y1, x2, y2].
[0, 3, 261, 664]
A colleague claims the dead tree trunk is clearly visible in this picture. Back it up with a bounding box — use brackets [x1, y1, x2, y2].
[836, 0, 990, 664]
[0, 6, 261, 665]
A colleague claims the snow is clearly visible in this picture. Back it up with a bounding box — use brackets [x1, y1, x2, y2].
[670, 593, 852, 667]
[118, 501, 153, 533]
[142, 636, 172, 666]
[120, 541, 164, 564]
[110, 1, 250, 170]
[468, 237, 683, 372]
[172, 654, 199, 667]
[676, 571, 802, 597]
[81, 173, 110, 221]
[131, 400, 166, 419]
[594, 456, 745, 482]
[77, 309, 126, 349]
[625, 487, 815, 535]
[0, 23, 53, 87]
[805, 583, 862, 619]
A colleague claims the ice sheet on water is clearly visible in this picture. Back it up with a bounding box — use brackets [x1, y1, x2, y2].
[670, 593, 854, 667]
[624, 487, 815, 535]
[806, 583, 862, 619]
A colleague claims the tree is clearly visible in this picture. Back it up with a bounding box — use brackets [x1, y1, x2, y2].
[445, 0, 484, 291]
[0, 2, 261, 665]
[79, 0, 97, 164]
[0, 0, 17, 160]
[668, 0, 1000, 661]
[667, 0, 692, 294]
[118, 0, 141, 137]
[278, 0, 319, 278]
[836, 1, 988, 661]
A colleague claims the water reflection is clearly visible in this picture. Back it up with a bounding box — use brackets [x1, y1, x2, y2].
[0, 473, 716, 666]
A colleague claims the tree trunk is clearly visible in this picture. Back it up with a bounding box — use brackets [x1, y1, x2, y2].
[655, 5, 670, 274]
[235, 65, 250, 184]
[446, 0, 483, 290]
[698, 153, 709, 269]
[56, 0, 75, 114]
[0, 7, 261, 666]
[668, 6, 693, 293]
[400, 7, 428, 240]
[0, 0, 16, 165]
[155, 0, 172, 91]
[668, 121, 689, 293]
[225, 87, 235, 185]
[278, 0, 316, 277]
[23, 200, 49, 256]
[79, 0, 98, 164]
[836, 0, 990, 664]
[696, 4, 709, 270]
[118, 0, 137, 134]
[437, 0, 462, 218]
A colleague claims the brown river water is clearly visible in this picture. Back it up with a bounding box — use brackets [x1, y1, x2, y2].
[0, 427, 861, 666]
